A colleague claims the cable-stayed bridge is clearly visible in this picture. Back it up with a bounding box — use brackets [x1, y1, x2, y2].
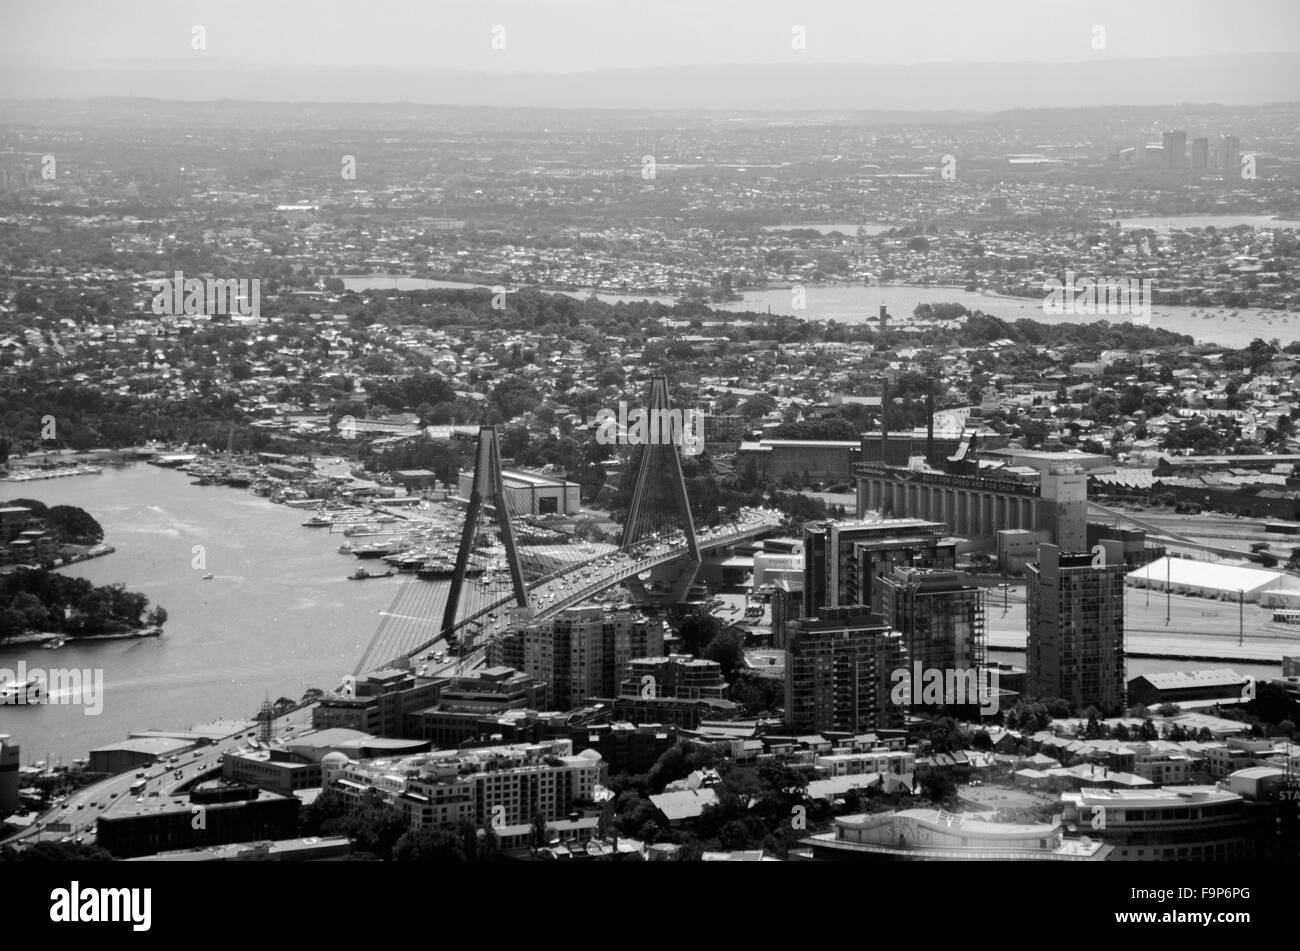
[353, 376, 784, 676]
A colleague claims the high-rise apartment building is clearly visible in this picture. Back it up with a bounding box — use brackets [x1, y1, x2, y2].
[1191, 137, 1210, 172]
[1162, 130, 1187, 169]
[1220, 135, 1241, 179]
[802, 518, 955, 617]
[523, 605, 661, 709]
[785, 607, 907, 733]
[1026, 544, 1126, 714]
[879, 567, 986, 672]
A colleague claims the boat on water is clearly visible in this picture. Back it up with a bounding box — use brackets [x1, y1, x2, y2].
[0, 677, 44, 704]
[203, 572, 215, 580]
[350, 567, 395, 580]
[353, 539, 411, 559]
[302, 515, 334, 527]
[42, 636, 67, 650]
[385, 552, 428, 571]
[418, 560, 484, 580]
[417, 560, 458, 580]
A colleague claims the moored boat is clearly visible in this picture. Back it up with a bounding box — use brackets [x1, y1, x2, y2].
[0, 676, 44, 704]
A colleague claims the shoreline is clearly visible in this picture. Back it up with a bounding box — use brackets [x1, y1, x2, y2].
[340, 273, 1300, 322]
[0, 626, 163, 650]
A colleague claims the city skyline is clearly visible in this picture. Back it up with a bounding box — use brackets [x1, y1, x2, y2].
[2, 0, 1298, 888]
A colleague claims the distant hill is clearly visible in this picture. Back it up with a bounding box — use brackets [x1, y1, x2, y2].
[2, 54, 1298, 111]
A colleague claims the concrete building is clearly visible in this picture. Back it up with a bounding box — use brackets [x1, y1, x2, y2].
[752, 549, 803, 589]
[878, 568, 986, 673]
[524, 605, 661, 709]
[89, 737, 195, 773]
[339, 739, 601, 828]
[0, 506, 32, 544]
[855, 464, 1040, 546]
[816, 749, 916, 778]
[1192, 136, 1210, 172]
[769, 578, 805, 649]
[805, 809, 1111, 860]
[0, 734, 18, 815]
[737, 439, 861, 483]
[613, 655, 736, 729]
[1027, 544, 1127, 714]
[1220, 134, 1241, 178]
[569, 722, 676, 775]
[1128, 669, 1253, 708]
[391, 468, 439, 490]
[459, 467, 581, 516]
[414, 667, 548, 748]
[312, 668, 445, 738]
[703, 414, 747, 450]
[784, 607, 908, 734]
[1162, 129, 1187, 169]
[96, 783, 300, 859]
[283, 728, 430, 762]
[221, 748, 323, 795]
[997, 528, 1039, 574]
[621, 655, 728, 702]
[855, 458, 1091, 552]
[860, 428, 967, 471]
[1086, 523, 1150, 568]
[611, 693, 738, 730]
[802, 517, 956, 617]
[1038, 468, 1088, 553]
[1059, 786, 1261, 860]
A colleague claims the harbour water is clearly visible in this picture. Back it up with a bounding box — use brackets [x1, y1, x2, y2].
[342, 277, 1300, 348]
[0, 464, 419, 764]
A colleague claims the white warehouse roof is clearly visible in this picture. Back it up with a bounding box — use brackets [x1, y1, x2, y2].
[1127, 556, 1298, 596]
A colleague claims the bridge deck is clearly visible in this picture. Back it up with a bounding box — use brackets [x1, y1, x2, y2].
[364, 511, 782, 672]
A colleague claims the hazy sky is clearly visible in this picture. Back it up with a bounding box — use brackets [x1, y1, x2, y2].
[6, 0, 1299, 72]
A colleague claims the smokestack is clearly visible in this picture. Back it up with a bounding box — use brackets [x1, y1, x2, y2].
[879, 304, 888, 336]
[926, 384, 935, 467]
[880, 378, 890, 448]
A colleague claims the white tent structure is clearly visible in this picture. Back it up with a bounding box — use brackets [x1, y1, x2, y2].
[1127, 556, 1300, 603]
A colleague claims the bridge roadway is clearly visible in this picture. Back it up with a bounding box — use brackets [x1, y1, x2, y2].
[390, 507, 785, 670]
[1087, 501, 1275, 562]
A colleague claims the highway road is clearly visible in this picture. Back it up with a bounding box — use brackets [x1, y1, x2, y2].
[4, 705, 317, 850]
[402, 507, 784, 668]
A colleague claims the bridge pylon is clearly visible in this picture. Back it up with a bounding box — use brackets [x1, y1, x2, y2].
[440, 425, 529, 645]
[620, 376, 702, 603]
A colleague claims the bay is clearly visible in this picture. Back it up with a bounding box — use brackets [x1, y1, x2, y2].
[0, 465, 415, 765]
[342, 276, 1300, 347]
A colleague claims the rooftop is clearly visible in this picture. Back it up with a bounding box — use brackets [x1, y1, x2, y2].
[1132, 669, 1247, 689]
